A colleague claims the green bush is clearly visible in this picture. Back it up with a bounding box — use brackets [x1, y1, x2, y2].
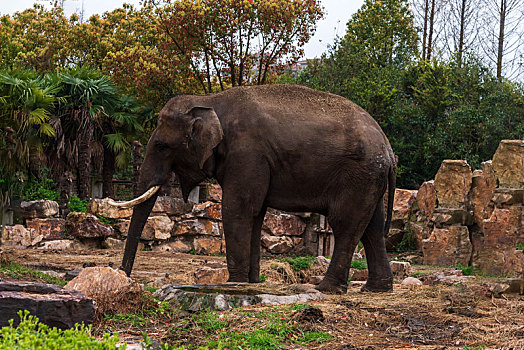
[280, 256, 316, 271]
[351, 259, 368, 270]
[23, 169, 59, 201]
[68, 194, 88, 213]
[0, 310, 121, 349]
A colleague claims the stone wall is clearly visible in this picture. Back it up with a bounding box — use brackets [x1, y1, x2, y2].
[1, 140, 522, 277]
[390, 140, 523, 277]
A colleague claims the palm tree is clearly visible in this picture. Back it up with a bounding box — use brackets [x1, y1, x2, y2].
[0, 69, 58, 208]
[51, 68, 118, 200]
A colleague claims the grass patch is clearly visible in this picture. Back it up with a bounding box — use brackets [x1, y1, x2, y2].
[280, 256, 316, 271]
[0, 261, 66, 286]
[104, 298, 173, 327]
[351, 259, 367, 270]
[456, 263, 473, 276]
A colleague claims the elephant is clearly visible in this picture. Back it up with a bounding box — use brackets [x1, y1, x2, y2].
[110, 84, 396, 294]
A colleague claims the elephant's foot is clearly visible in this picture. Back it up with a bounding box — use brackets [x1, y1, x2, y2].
[361, 277, 393, 293]
[315, 279, 348, 294]
[227, 276, 249, 283]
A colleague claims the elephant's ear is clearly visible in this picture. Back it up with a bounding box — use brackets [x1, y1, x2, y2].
[187, 106, 224, 169]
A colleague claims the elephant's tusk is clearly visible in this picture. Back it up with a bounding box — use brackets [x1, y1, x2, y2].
[107, 185, 161, 208]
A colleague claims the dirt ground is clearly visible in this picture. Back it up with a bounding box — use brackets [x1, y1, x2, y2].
[2, 248, 524, 350]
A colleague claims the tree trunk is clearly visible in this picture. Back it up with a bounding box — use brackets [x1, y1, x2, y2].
[102, 143, 115, 198]
[132, 141, 143, 198]
[58, 170, 73, 218]
[496, 0, 506, 80]
[427, 0, 436, 60]
[422, 0, 429, 59]
[457, 0, 467, 67]
[77, 127, 93, 200]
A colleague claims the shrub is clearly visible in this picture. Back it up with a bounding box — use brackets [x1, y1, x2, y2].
[68, 194, 87, 213]
[0, 310, 121, 349]
[280, 256, 316, 271]
[23, 168, 59, 201]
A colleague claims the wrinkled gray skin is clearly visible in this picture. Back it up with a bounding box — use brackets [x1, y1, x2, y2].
[122, 84, 396, 293]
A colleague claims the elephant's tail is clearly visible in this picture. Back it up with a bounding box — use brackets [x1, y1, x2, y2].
[384, 162, 396, 236]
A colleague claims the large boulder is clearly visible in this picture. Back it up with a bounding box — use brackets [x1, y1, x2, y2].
[470, 161, 497, 227]
[20, 200, 59, 219]
[152, 196, 193, 216]
[153, 240, 193, 253]
[141, 215, 174, 240]
[473, 207, 524, 276]
[422, 226, 472, 267]
[192, 201, 222, 221]
[0, 225, 41, 248]
[26, 218, 66, 241]
[434, 160, 472, 209]
[392, 189, 418, 223]
[89, 198, 132, 219]
[194, 265, 229, 284]
[416, 181, 436, 219]
[172, 218, 222, 236]
[64, 267, 139, 298]
[66, 212, 114, 239]
[200, 183, 223, 202]
[263, 212, 306, 237]
[113, 219, 130, 237]
[0, 282, 94, 329]
[193, 237, 222, 255]
[261, 235, 294, 254]
[492, 140, 524, 189]
[37, 239, 75, 250]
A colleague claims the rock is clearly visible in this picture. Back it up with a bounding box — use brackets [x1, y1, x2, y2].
[473, 207, 524, 276]
[192, 201, 222, 220]
[492, 140, 524, 189]
[40, 270, 66, 278]
[316, 256, 330, 266]
[37, 239, 75, 250]
[66, 212, 114, 239]
[141, 215, 174, 240]
[193, 237, 222, 255]
[422, 226, 472, 267]
[19, 200, 59, 219]
[408, 222, 430, 250]
[89, 198, 132, 219]
[309, 275, 324, 284]
[491, 188, 524, 207]
[263, 212, 306, 237]
[417, 180, 436, 219]
[261, 235, 294, 254]
[64, 267, 138, 298]
[353, 252, 363, 260]
[153, 240, 193, 253]
[434, 160, 472, 209]
[0, 282, 94, 329]
[470, 161, 497, 227]
[173, 218, 221, 236]
[349, 268, 368, 281]
[26, 218, 66, 241]
[486, 282, 510, 297]
[392, 189, 418, 222]
[257, 292, 325, 305]
[438, 275, 476, 285]
[401, 277, 423, 286]
[103, 237, 125, 250]
[113, 219, 130, 237]
[431, 208, 474, 227]
[200, 183, 222, 202]
[152, 196, 193, 215]
[390, 261, 411, 278]
[1, 225, 41, 248]
[194, 266, 229, 284]
[502, 278, 524, 295]
[385, 228, 404, 251]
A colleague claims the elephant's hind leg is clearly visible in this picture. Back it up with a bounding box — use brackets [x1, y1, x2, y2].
[248, 207, 267, 283]
[360, 200, 393, 292]
[316, 194, 376, 294]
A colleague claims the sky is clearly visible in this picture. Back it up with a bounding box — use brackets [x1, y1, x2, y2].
[0, 0, 365, 59]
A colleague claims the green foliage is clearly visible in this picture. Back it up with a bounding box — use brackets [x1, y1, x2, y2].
[517, 242, 524, 251]
[0, 310, 121, 349]
[464, 346, 485, 350]
[0, 260, 66, 286]
[396, 227, 418, 252]
[259, 274, 267, 282]
[22, 168, 59, 201]
[456, 263, 473, 276]
[96, 215, 113, 225]
[68, 194, 88, 213]
[280, 256, 316, 271]
[351, 259, 368, 270]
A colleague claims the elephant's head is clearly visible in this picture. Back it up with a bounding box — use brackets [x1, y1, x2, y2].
[109, 105, 223, 276]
